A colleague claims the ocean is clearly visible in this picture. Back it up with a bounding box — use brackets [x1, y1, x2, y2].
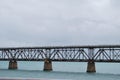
[0, 61, 120, 80]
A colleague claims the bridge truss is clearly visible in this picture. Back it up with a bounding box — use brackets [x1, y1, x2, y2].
[0, 45, 120, 62]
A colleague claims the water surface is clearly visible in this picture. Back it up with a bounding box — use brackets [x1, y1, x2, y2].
[0, 61, 120, 80]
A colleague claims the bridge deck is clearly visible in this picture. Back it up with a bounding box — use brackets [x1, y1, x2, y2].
[0, 59, 120, 62]
[0, 45, 120, 50]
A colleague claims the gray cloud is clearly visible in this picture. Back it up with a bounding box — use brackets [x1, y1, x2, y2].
[0, 0, 120, 47]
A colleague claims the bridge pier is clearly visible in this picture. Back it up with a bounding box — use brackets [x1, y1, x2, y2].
[87, 61, 96, 73]
[43, 59, 52, 71]
[8, 60, 18, 69]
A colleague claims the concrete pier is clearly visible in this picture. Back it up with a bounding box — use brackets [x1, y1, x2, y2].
[87, 61, 96, 72]
[8, 60, 18, 69]
[43, 59, 52, 71]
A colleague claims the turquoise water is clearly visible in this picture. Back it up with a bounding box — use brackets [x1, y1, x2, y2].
[0, 61, 120, 80]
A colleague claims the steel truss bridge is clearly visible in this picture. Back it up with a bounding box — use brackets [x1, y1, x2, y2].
[0, 45, 120, 72]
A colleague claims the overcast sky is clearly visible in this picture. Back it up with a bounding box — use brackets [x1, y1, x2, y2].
[0, 0, 120, 47]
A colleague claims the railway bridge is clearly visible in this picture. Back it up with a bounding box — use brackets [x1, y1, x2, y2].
[0, 45, 120, 72]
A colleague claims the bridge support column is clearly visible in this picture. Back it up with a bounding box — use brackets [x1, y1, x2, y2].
[9, 60, 18, 69]
[87, 61, 96, 73]
[43, 59, 52, 71]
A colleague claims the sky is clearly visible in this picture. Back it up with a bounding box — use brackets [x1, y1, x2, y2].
[0, 0, 120, 47]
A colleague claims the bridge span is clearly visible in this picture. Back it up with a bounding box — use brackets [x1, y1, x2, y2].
[0, 45, 120, 72]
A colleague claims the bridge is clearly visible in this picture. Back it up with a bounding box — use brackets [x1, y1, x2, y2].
[0, 45, 120, 72]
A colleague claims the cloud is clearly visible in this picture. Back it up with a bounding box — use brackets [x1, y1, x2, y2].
[0, 0, 120, 47]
